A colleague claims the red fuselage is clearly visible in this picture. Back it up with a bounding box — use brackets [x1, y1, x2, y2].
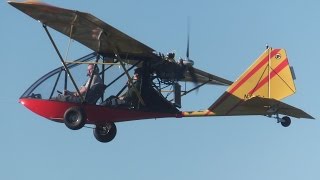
[20, 98, 182, 125]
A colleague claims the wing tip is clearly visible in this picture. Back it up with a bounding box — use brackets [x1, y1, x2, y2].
[8, 0, 52, 7]
[7, 1, 15, 5]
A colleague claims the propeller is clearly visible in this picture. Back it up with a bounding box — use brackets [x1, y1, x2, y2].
[186, 21, 190, 60]
[184, 19, 198, 86]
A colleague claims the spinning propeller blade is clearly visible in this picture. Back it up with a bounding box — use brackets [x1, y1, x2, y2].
[186, 20, 190, 60]
[185, 19, 199, 88]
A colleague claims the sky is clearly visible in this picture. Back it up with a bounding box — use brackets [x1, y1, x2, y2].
[1, 0, 320, 180]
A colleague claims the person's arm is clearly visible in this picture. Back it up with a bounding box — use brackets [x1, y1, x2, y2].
[73, 78, 90, 96]
[74, 86, 87, 96]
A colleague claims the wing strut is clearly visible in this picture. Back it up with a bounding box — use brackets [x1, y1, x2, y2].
[43, 25, 84, 102]
[106, 60, 141, 89]
[64, 13, 78, 61]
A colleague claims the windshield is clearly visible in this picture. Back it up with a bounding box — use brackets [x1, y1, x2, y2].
[20, 52, 135, 104]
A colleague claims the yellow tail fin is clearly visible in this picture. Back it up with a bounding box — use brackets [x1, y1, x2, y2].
[209, 48, 296, 115]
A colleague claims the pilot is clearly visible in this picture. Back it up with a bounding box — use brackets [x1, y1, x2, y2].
[66, 64, 103, 97]
[55, 64, 103, 102]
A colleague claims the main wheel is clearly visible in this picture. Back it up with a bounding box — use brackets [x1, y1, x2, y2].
[63, 107, 86, 130]
[281, 116, 291, 127]
[93, 122, 117, 143]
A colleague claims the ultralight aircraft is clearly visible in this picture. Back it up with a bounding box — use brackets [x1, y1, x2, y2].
[9, 1, 314, 143]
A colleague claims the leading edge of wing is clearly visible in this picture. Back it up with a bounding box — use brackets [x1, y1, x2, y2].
[8, 1, 156, 59]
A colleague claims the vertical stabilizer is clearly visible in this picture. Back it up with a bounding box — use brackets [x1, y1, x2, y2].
[208, 48, 296, 115]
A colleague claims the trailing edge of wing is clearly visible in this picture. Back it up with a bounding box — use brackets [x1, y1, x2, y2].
[8, 1, 157, 60]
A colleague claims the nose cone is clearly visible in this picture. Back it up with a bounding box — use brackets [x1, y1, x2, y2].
[19, 98, 25, 105]
[18, 98, 68, 121]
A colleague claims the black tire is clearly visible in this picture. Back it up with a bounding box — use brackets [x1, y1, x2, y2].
[64, 107, 86, 130]
[93, 123, 117, 143]
[281, 116, 291, 127]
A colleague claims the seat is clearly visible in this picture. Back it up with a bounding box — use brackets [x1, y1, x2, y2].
[85, 83, 107, 104]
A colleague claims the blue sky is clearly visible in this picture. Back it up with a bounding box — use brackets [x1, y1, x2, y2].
[2, 0, 319, 180]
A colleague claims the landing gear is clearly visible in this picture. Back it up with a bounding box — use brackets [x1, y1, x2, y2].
[93, 122, 117, 143]
[277, 116, 291, 127]
[63, 107, 86, 130]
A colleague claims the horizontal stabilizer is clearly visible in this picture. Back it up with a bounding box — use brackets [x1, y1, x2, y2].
[242, 96, 314, 119]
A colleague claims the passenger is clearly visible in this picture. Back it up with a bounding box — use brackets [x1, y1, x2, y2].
[118, 68, 142, 105]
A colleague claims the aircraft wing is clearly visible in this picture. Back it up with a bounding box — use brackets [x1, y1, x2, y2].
[9, 1, 232, 87]
[183, 67, 233, 86]
[9, 1, 158, 61]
